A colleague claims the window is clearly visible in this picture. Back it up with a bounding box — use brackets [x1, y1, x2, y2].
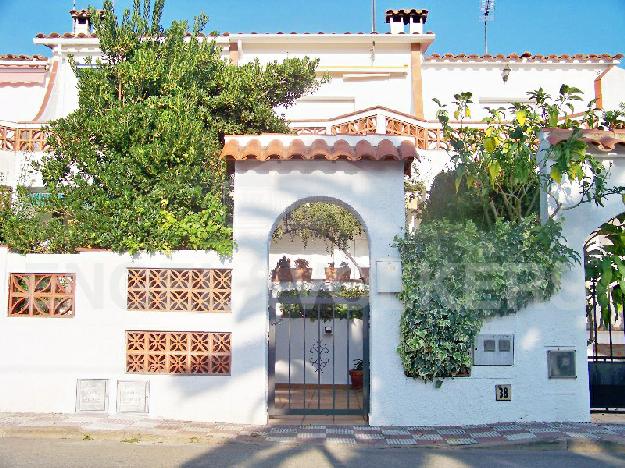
[8, 273, 75, 317]
[127, 268, 231, 313]
[125, 331, 231, 375]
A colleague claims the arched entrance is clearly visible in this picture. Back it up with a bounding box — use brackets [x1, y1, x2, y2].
[266, 199, 370, 421]
[225, 134, 413, 425]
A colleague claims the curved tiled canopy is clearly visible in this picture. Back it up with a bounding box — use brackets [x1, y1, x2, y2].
[221, 135, 418, 173]
[546, 129, 625, 152]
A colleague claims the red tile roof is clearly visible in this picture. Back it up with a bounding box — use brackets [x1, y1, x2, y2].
[426, 52, 623, 63]
[546, 129, 625, 151]
[221, 137, 417, 163]
[34, 31, 434, 39]
[0, 54, 48, 62]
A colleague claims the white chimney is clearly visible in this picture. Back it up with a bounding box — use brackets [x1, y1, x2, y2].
[70, 9, 93, 34]
[385, 9, 429, 35]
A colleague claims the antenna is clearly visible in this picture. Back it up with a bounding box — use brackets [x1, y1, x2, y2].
[372, 0, 376, 33]
[480, 0, 495, 54]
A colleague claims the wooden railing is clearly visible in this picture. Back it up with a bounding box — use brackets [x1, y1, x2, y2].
[291, 112, 449, 151]
[0, 123, 49, 152]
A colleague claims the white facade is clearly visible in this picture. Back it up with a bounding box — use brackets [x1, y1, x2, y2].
[0, 9, 623, 426]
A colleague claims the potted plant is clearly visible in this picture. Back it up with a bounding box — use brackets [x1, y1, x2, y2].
[292, 258, 312, 281]
[360, 267, 370, 283]
[273, 256, 292, 282]
[349, 358, 364, 390]
[324, 262, 337, 281]
[336, 261, 351, 281]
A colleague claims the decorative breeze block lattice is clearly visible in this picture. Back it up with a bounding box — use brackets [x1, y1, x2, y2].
[126, 331, 231, 375]
[8, 273, 75, 317]
[127, 268, 231, 313]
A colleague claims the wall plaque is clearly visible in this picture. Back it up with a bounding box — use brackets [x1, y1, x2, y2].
[76, 379, 107, 412]
[495, 384, 511, 401]
[375, 259, 402, 293]
[117, 380, 149, 413]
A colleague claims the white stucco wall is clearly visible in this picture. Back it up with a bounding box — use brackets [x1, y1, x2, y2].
[601, 67, 625, 110]
[0, 85, 45, 122]
[0, 148, 42, 188]
[422, 63, 607, 120]
[0, 249, 248, 423]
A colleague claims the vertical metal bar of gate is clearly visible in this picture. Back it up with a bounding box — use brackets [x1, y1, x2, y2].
[303, 300, 306, 410]
[268, 298, 276, 412]
[317, 303, 321, 409]
[288, 306, 292, 409]
[363, 303, 370, 417]
[346, 306, 350, 409]
[332, 302, 336, 412]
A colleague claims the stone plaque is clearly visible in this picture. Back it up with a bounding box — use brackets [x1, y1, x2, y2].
[117, 380, 149, 413]
[495, 384, 511, 401]
[375, 259, 402, 293]
[76, 379, 107, 412]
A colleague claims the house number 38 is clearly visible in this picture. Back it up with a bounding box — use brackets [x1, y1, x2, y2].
[496, 384, 511, 401]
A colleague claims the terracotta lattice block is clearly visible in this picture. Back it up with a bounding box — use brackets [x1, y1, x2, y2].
[127, 268, 231, 313]
[125, 331, 232, 375]
[8, 273, 75, 317]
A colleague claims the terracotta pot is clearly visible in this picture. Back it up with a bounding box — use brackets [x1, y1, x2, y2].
[325, 267, 337, 281]
[360, 267, 370, 283]
[291, 267, 312, 281]
[336, 266, 351, 281]
[349, 370, 363, 390]
[275, 267, 292, 282]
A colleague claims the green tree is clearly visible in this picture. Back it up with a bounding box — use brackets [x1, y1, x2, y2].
[8, 0, 320, 254]
[431, 87, 622, 227]
[273, 203, 365, 276]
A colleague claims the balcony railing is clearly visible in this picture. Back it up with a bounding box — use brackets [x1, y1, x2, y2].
[0, 122, 49, 152]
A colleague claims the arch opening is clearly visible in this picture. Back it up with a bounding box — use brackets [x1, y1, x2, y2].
[266, 198, 370, 423]
[585, 212, 625, 412]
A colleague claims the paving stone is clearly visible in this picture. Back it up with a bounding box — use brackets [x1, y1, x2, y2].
[325, 437, 357, 445]
[471, 431, 502, 438]
[493, 425, 522, 432]
[327, 427, 354, 435]
[504, 433, 536, 441]
[381, 429, 410, 436]
[438, 429, 466, 435]
[446, 438, 478, 445]
[565, 432, 601, 439]
[414, 433, 444, 441]
[386, 438, 416, 445]
[354, 432, 385, 440]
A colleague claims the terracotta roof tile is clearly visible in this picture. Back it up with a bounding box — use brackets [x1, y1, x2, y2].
[0, 53, 47, 61]
[221, 136, 417, 163]
[385, 9, 429, 23]
[546, 129, 625, 152]
[426, 53, 623, 63]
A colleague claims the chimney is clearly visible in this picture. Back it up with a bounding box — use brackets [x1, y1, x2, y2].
[70, 9, 94, 34]
[385, 9, 429, 34]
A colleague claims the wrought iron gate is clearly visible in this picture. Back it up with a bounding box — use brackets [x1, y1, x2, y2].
[588, 280, 625, 412]
[268, 294, 369, 416]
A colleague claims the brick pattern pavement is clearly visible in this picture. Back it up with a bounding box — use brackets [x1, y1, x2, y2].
[1, 413, 625, 448]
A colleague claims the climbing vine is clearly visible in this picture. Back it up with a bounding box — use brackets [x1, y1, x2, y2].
[396, 218, 577, 381]
[397, 87, 625, 382]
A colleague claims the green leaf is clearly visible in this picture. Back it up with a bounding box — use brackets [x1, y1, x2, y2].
[550, 166, 562, 184]
[484, 136, 497, 153]
[515, 109, 527, 126]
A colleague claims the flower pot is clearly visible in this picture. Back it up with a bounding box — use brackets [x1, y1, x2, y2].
[360, 267, 370, 283]
[291, 267, 312, 281]
[275, 267, 292, 282]
[336, 266, 351, 281]
[325, 267, 337, 281]
[349, 369, 363, 390]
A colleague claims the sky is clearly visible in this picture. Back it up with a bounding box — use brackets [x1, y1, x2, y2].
[0, 0, 624, 66]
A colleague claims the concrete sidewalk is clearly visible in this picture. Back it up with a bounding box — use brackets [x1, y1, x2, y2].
[1, 412, 625, 450]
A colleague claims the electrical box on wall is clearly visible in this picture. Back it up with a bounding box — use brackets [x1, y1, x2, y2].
[547, 350, 576, 379]
[375, 259, 402, 293]
[473, 334, 514, 366]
